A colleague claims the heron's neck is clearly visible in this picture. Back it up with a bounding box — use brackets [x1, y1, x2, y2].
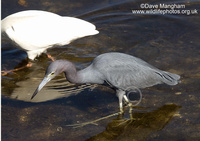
[63, 63, 104, 84]
[63, 62, 80, 83]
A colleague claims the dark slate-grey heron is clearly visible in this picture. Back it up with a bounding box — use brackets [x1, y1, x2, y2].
[31, 52, 180, 112]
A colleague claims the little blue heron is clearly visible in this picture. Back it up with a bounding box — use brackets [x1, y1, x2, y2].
[31, 52, 180, 112]
[1, 10, 98, 75]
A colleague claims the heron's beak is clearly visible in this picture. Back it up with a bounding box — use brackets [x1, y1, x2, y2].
[31, 75, 54, 99]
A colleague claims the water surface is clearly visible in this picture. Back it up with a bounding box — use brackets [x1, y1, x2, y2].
[1, 0, 200, 140]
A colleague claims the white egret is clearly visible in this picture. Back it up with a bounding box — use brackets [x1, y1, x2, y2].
[1, 10, 99, 60]
[1, 10, 99, 75]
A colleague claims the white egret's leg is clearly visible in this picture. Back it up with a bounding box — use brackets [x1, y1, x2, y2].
[1, 62, 32, 76]
[46, 53, 56, 61]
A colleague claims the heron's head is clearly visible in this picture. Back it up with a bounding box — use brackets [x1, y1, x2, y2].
[31, 60, 70, 99]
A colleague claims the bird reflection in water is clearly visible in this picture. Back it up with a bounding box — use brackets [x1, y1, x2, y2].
[86, 104, 181, 141]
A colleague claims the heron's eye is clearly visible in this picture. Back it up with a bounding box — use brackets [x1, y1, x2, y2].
[51, 72, 55, 75]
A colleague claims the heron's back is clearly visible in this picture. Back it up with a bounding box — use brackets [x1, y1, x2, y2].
[92, 52, 180, 90]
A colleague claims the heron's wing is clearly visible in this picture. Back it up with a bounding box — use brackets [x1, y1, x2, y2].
[104, 63, 162, 90]
[92, 53, 180, 90]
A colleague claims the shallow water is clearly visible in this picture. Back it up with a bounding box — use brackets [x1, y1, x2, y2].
[1, 0, 200, 140]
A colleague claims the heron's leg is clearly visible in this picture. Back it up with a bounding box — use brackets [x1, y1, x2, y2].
[123, 94, 134, 119]
[116, 89, 126, 114]
[123, 95, 129, 103]
[124, 95, 133, 106]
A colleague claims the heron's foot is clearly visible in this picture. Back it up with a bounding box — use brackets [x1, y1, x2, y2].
[46, 53, 56, 61]
[126, 102, 135, 120]
[123, 102, 138, 120]
[123, 102, 133, 112]
[1, 62, 32, 76]
[66, 112, 120, 128]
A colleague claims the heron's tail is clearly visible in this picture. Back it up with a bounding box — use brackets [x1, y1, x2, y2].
[156, 71, 181, 85]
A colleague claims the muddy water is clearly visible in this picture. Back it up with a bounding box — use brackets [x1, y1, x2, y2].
[1, 0, 200, 140]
